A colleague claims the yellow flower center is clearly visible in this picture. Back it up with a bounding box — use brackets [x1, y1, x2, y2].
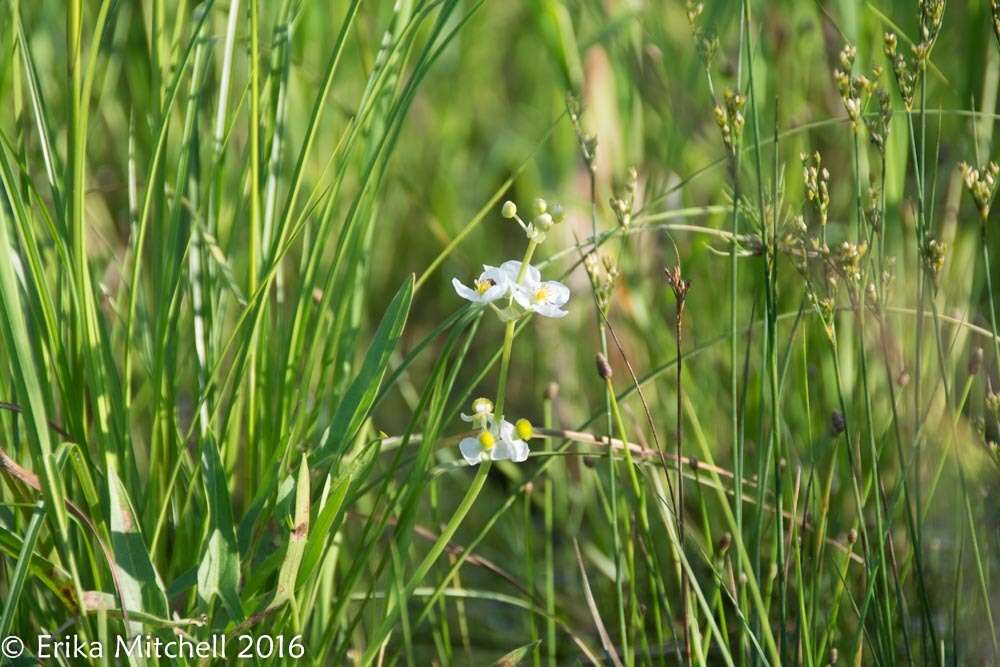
[533, 287, 549, 303]
[475, 278, 494, 295]
[478, 431, 495, 451]
[515, 418, 533, 441]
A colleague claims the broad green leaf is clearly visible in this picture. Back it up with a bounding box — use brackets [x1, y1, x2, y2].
[319, 275, 413, 460]
[297, 471, 352, 585]
[197, 437, 244, 620]
[266, 456, 311, 611]
[108, 471, 169, 642]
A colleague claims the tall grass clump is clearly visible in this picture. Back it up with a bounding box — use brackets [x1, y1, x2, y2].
[0, 0, 999, 664]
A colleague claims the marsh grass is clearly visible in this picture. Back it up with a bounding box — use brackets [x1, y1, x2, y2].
[1, 0, 1000, 664]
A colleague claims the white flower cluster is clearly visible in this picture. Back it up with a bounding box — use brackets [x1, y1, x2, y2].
[450, 197, 568, 466]
[458, 398, 533, 465]
[452, 260, 569, 319]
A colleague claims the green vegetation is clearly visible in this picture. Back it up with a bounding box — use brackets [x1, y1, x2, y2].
[0, 0, 999, 664]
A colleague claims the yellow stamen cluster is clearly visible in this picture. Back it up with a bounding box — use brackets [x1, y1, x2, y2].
[515, 418, 534, 441]
[478, 431, 495, 451]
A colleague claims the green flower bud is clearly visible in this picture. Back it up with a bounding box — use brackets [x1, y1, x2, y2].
[501, 201, 517, 219]
[532, 198, 547, 216]
[472, 397, 494, 415]
[549, 203, 565, 224]
[536, 213, 553, 231]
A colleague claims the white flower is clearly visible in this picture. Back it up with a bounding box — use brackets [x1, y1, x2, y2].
[452, 266, 511, 304]
[513, 276, 570, 318]
[459, 418, 530, 465]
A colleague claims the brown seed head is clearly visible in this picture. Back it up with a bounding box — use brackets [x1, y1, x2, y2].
[596, 353, 613, 380]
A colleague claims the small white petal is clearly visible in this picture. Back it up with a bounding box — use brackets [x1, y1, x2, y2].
[459, 437, 485, 465]
[541, 280, 570, 305]
[535, 304, 569, 318]
[488, 420, 530, 462]
[500, 261, 541, 285]
[452, 278, 480, 302]
[511, 284, 533, 310]
[509, 438, 530, 462]
[489, 438, 515, 461]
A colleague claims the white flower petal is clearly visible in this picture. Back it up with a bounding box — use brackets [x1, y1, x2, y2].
[482, 266, 512, 287]
[541, 280, 570, 305]
[535, 303, 569, 318]
[459, 437, 485, 465]
[452, 278, 480, 302]
[491, 420, 530, 462]
[500, 261, 541, 285]
[511, 284, 533, 310]
[453, 271, 510, 304]
[489, 438, 515, 461]
[509, 438, 530, 462]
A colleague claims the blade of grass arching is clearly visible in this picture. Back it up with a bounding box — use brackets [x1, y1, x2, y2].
[315, 275, 413, 465]
[0, 497, 45, 638]
[283, 0, 473, 428]
[277, 11, 424, 428]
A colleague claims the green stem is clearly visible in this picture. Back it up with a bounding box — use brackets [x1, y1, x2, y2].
[495, 240, 538, 420]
